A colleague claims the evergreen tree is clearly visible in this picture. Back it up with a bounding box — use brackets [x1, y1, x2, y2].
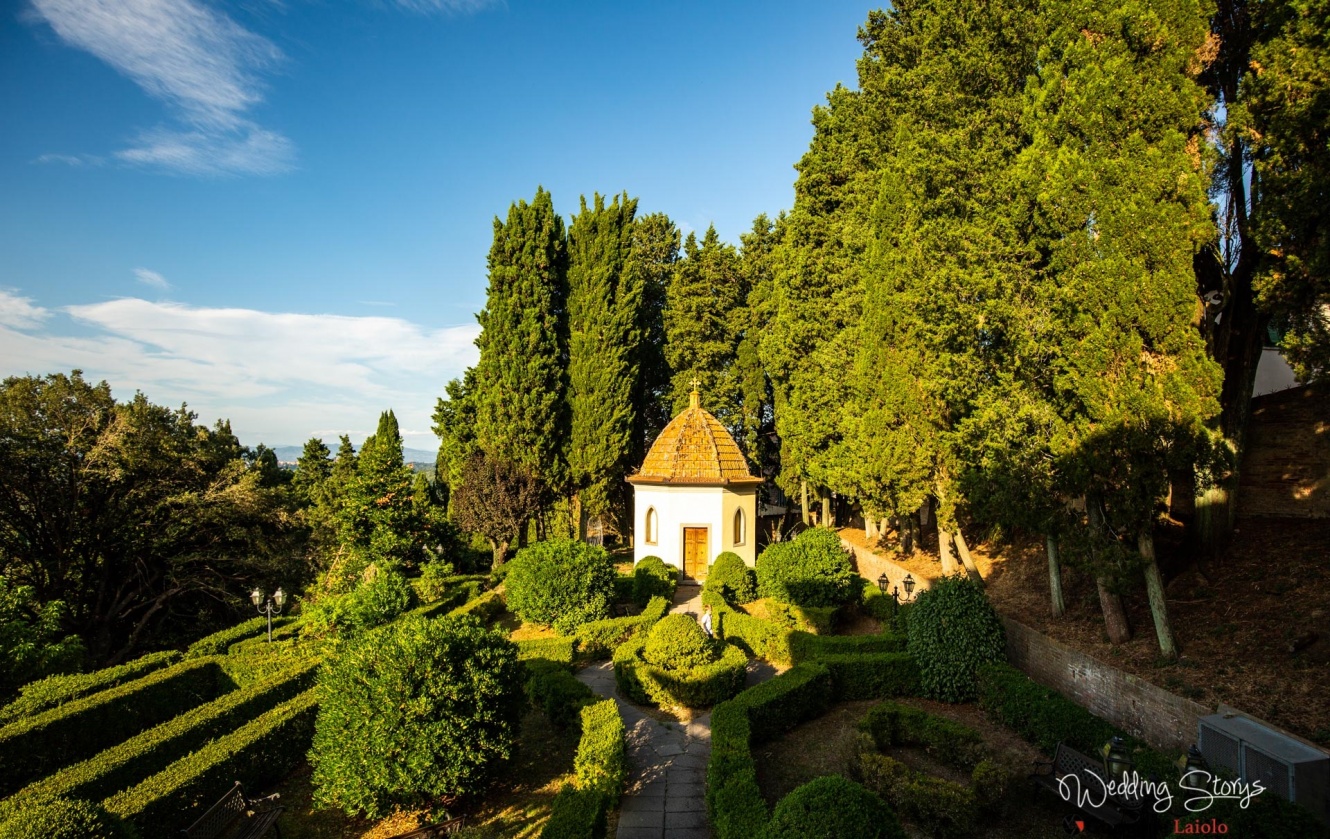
[293, 437, 333, 501]
[566, 193, 642, 537]
[473, 188, 569, 492]
[432, 368, 479, 515]
[334, 411, 421, 570]
[664, 226, 746, 433]
[737, 214, 783, 467]
[626, 213, 680, 469]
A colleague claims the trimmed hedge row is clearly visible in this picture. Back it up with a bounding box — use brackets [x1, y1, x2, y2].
[858, 700, 987, 771]
[572, 596, 670, 658]
[516, 637, 577, 666]
[216, 639, 324, 687]
[788, 631, 906, 662]
[0, 657, 230, 797]
[853, 751, 978, 839]
[817, 653, 920, 701]
[407, 576, 489, 620]
[450, 589, 505, 624]
[186, 616, 293, 658]
[104, 687, 320, 834]
[524, 659, 595, 728]
[0, 650, 182, 724]
[0, 657, 320, 815]
[631, 556, 677, 608]
[539, 698, 625, 839]
[714, 600, 907, 668]
[613, 637, 748, 709]
[707, 664, 833, 839]
[225, 620, 303, 654]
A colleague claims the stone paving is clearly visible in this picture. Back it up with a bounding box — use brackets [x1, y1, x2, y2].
[573, 581, 779, 839]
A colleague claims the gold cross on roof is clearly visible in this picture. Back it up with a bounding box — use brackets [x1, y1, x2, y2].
[690, 377, 700, 391]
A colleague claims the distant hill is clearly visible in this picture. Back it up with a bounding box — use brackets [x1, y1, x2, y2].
[271, 444, 436, 465]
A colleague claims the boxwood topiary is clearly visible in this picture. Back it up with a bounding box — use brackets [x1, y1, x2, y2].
[643, 614, 718, 671]
[766, 775, 905, 839]
[505, 540, 617, 635]
[906, 575, 1005, 702]
[632, 556, 676, 608]
[757, 528, 860, 608]
[0, 794, 133, 839]
[309, 613, 523, 818]
[705, 553, 757, 605]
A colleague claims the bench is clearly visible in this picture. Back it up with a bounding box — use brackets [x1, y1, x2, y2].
[181, 781, 283, 839]
[385, 816, 467, 838]
[1030, 742, 1143, 828]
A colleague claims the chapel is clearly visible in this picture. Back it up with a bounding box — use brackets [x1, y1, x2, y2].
[627, 384, 761, 580]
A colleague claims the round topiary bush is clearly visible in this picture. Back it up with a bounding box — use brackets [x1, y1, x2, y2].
[757, 528, 860, 607]
[504, 539, 617, 634]
[705, 552, 757, 605]
[0, 794, 132, 839]
[632, 556, 676, 608]
[906, 574, 1005, 702]
[767, 776, 905, 839]
[302, 565, 415, 638]
[643, 614, 719, 671]
[310, 613, 524, 818]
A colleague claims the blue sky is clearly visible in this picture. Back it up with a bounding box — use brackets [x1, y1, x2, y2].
[0, 0, 871, 452]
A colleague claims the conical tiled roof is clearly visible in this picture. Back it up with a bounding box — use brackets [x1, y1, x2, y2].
[627, 387, 762, 487]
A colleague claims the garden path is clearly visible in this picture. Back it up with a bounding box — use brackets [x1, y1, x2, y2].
[573, 583, 776, 839]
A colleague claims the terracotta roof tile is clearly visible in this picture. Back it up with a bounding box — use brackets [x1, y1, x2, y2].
[627, 390, 761, 486]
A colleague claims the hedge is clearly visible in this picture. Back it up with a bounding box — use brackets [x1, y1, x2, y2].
[225, 619, 303, 654]
[817, 653, 921, 701]
[714, 600, 907, 668]
[0, 657, 320, 816]
[185, 616, 293, 658]
[216, 639, 324, 687]
[612, 575, 635, 606]
[0, 650, 182, 725]
[858, 700, 987, 771]
[706, 664, 833, 839]
[572, 596, 670, 658]
[788, 631, 906, 662]
[406, 576, 489, 620]
[631, 556, 677, 608]
[538, 699, 625, 839]
[0, 657, 230, 797]
[766, 775, 904, 839]
[525, 659, 595, 728]
[852, 751, 975, 839]
[613, 637, 748, 708]
[450, 588, 506, 624]
[515, 637, 577, 666]
[104, 687, 319, 834]
[861, 581, 910, 634]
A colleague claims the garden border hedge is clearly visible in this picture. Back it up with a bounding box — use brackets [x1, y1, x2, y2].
[573, 596, 670, 658]
[104, 687, 319, 834]
[0, 656, 230, 797]
[186, 616, 294, 658]
[516, 637, 577, 665]
[0, 650, 182, 725]
[613, 637, 748, 709]
[539, 698, 625, 839]
[0, 656, 320, 816]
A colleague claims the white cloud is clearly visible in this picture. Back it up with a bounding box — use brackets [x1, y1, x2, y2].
[0, 294, 479, 449]
[35, 152, 100, 167]
[134, 267, 171, 290]
[389, 0, 503, 14]
[31, 0, 293, 176]
[0, 290, 50, 329]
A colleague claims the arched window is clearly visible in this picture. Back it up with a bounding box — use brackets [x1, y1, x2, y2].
[733, 508, 746, 546]
[645, 507, 658, 545]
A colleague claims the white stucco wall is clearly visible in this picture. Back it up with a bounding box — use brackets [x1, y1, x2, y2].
[632, 484, 758, 574]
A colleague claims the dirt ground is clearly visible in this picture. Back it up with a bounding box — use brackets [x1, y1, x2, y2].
[843, 518, 1330, 747]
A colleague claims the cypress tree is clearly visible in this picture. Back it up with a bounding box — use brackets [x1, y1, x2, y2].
[432, 367, 479, 516]
[566, 193, 642, 537]
[473, 188, 569, 493]
[626, 213, 680, 469]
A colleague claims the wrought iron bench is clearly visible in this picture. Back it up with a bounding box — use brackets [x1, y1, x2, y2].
[181, 781, 283, 839]
[1030, 742, 1143, 828]
[385, 816, 467, 838]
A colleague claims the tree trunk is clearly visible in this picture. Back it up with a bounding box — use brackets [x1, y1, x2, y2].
[938, 524, 957, 575]
[1046, 535, 1066, 617]
[821, 490, 833, 528]
[865, 515, 878, 540]
[572, 493, 588, 542]
[801, 480, 810, 526]
[1088, 495, 1131, 643]
[954, 530, 983, 586]
[491, 538, 510, 570]
[1140, 528, 1178, 659]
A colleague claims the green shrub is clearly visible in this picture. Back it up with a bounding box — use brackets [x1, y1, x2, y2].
[0, 578, 84, 703]
[0, 650, 181, 724]
[631, 556, 676, 608]
[614, 635, 747, 708]
[450, 588, 506, 624]
[706, 552, 757, 605]
[737, 663, 833, 744]
[524, 659, 595, 728]
[612, 575, 635, 605]
[789, 632, 906, 662]
[572, 596, 669, 658]
[906, 575, 1004, 702]
[225, 620, 303, 654]
[516, 637, 577, 666]
[970, 759, 1014, 815]
[186, 615, 292, 657]
[1, 657, 319, 816]
[539, 786, 608, 839]
[643, 614, 718, 671]
[853, 751, 975, 839]
[767, 775, 904, 839]
[861, 581, 910, 634]
[819, 653, 921, 700]
[0, 657, 229, 797]
[574, 699, 625, 797]
[310, 614, 523, 818]
[710, 766, 768, 839]
[714, 604, 794, 664]
[301, 568, 416, 639]
[217, 639, 323, 687]
[104, 688, 318, 834]
[505, 540, 617, 634]
[414, 559, 456, 602]
[858, 701, 987, 770]
[0, 794, 133, 839]
[756, 528, 860, 608]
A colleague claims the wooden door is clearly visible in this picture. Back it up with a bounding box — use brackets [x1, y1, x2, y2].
[683, 527, 709, 580]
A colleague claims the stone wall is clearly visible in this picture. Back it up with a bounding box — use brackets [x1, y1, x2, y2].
[1002, 617, 1211, 752]
[840, 535, 934, 598]
[1238, 382, 1329, 518]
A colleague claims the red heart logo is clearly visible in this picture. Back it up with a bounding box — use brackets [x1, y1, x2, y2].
[1075, 821, 1085, 832]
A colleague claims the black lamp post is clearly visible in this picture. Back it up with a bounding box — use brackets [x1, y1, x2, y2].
[902, 573, 916, 602]
[1179, 744, 1207, 778]
[250, 587, 286, 642]
[877, 573, 890, 594]
[1103, 735, 1133, 778]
